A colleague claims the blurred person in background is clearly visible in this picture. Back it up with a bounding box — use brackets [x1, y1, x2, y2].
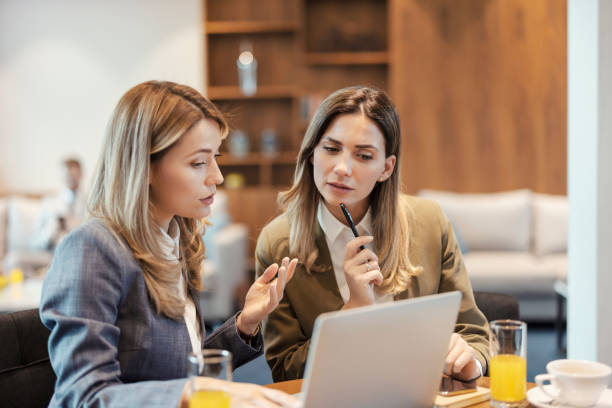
[31, 157, 86, 250]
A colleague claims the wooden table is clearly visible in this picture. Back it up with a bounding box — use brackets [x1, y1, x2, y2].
[265, 377, 536, 407]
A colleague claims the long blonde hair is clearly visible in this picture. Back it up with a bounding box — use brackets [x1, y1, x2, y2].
[88, 80, 228, 319]
[279, 86, 422, 295]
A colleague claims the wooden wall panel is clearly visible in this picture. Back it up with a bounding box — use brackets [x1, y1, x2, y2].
[390, 0, 567, 194]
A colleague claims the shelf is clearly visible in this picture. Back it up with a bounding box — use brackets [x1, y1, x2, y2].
[208, 85, 298, 100]
[218, 151, 298, 166]
[206, 20, 299, 34]
[305, 51, 389, 66]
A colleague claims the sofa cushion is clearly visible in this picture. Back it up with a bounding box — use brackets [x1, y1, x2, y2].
[6, 197, 42, 253]
[3, 250, 53, 272]
[0, 309, 55, 408]
[418, 189, 532, 251]
[533, 193, 568, 255]
[464, 251, 567, 295]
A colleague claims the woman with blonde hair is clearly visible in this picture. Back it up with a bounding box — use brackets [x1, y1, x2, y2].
[256, 85, 489, 382]
[40, 81, 300, 408]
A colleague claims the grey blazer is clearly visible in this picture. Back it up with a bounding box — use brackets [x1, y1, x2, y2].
[40, 219, 262, 408]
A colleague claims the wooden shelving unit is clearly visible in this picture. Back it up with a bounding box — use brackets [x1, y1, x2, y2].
[304, 51, 389, 66]
[205, 0, 390, 254]
[206, 20, 299, 34]
[204, 1, 569, 251]
[208, 85, 298, 101]
[217, 151, 299, 166]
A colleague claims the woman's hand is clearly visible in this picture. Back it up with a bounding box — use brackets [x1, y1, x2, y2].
[444, 333, 481, 381]
[341, 236, 383, 310]
[180, 377, 302, 408]
[237, 257, 298, 335]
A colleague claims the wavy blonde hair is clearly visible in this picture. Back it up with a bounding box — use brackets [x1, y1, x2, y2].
[88, 80, 228, 320]
[279, 86, 422, 295]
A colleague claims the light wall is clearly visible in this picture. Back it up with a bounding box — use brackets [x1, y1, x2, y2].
[567, 0, 612, 366]
[0, 0, 204, 194]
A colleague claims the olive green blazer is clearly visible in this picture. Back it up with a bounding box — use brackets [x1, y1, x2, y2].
[255, 194, 490, 382]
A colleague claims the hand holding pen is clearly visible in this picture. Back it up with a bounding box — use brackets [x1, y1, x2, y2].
[340, 203, 366, 251]
[339, 203, 383, 309]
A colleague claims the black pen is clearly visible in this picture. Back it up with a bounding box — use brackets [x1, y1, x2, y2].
[339, 203, 366, 251]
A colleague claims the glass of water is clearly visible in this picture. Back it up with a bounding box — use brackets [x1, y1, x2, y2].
[187, 349, 233, 408]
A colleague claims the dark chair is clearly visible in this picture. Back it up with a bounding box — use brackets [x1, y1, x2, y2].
[473, 291, 520, 322]
[0, 308, 55, 408]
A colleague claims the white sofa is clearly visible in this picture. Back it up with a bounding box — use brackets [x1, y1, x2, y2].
[1, 193, 248, 320]
[0, 196, 54, 275]
[200, 224, 248, 322]
[418, 189, 568, 322]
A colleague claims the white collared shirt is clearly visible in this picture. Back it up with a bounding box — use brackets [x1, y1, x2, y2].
[159, 219, 202, 354]
[317, 202, 393, 304]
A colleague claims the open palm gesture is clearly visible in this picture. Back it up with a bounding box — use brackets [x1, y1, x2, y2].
[237, 257, 298, 335]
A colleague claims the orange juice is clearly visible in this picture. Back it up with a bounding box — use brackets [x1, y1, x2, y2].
[189, 390, 231, 408]
[490, 354, 527, 402]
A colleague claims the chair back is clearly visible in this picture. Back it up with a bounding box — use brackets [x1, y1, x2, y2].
[473, 291, 520, 322]
[0, 308, 55, 408]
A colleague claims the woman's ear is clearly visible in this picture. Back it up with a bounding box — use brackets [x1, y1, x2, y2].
[379, 154, 396, 182]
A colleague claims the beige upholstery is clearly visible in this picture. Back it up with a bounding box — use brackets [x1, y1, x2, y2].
[1, 196, 53, 274]
[419, 189, 568, 322]
[533, 193, 568, 255]
[419, 189, 532, 251]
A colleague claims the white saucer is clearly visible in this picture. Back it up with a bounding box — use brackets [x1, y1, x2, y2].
[527, 385, 612, 408]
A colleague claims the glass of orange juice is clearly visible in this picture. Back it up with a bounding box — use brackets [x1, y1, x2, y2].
[489, 320, 527, 407]
[187, 349, 232, 408]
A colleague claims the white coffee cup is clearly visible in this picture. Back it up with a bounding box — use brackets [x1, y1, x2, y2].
[535, 359, 611, 407]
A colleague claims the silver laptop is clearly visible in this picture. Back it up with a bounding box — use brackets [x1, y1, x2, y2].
[299, 291, 461, 408]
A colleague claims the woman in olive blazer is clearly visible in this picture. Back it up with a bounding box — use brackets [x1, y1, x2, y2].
[255, 86, 489, 382]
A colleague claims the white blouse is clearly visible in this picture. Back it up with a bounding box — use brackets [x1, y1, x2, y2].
[159, 219, 202, 354]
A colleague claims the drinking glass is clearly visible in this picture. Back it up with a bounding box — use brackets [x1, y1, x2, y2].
[489, 320, 527, 407]
[187, 349, 233, 408]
